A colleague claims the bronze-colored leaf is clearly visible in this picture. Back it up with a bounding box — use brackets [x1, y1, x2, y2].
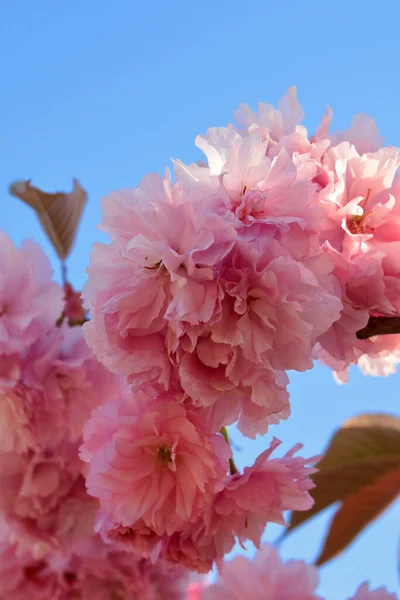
[9, 179, 87, 261]
[316, 464, 400, 565]
[343, 413, 400, 431]
[285, 413, 400, 560]
[289, 457, 400, 532]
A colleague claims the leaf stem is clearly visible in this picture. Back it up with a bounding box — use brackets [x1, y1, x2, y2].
[61, 262, 68, 286]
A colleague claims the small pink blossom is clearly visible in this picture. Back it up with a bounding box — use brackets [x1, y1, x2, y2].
[233, 87, 305, 146]
[0, 383, 61, 454]
[319, 144, 400, 267]
[188, 131, 324, 237]
[83, 173, 235, 386]
[0, 445, 97, 557]
[0, 324, 124, 453]
[201, 544, 322, 600]
[179, 349, 290, 438]
[80, 394, 231, 536]
[0, 533, 192, 599]
[211, 244, 341, 372]
[95, 509, 162, 559]
[315, 108, 384, 155]
[0, 443, 80, 519]
[161, 519, 225, 574]
[23, 323, 125, 443]
[162, 439, 316, 573]
[212, 438, 317, 549]
[0, 232, 63, 356]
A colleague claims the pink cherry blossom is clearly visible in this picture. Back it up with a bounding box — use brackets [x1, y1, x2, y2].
[0, 323, 124, 453]
[317, 327, 400, 384]
[319, 144, 400, 263]
[0, 443, 81, 520]
[201, 544, 322, 600]
[178, 348, 290, 438]
[162, 439, 316, 573]
[182, 131, 324, 238]
[232, 87, 334, 169]
[95, 509, 162, 559]
[212, 244, 341, 372]
[162, 522, 221, 574]
[211, 438, 317, 549]
[0, 232, 63, 356]
[0, 533, 192, 599]
[315, 108, 385, 155]
[0, 443, 97, 557]
[23, 323, 125, 443]
[314, 147, 400, 372]
[80, 393, 231, 536]
[233, 87, 305, 145]
[0, 382, 62, 454]
[82, 172, 235, 389]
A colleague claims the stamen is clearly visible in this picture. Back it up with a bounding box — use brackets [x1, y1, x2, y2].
[354, 188, 372, 224]
[144, 260, 163, 271]
[157, 446, 172, 464]
[352, 188, 373, 228]
[360, 188, 372, 211]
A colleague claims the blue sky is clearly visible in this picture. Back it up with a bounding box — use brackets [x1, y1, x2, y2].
[1, 2, 400, 598]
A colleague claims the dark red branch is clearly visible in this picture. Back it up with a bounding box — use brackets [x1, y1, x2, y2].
[356, 316, 400, 340]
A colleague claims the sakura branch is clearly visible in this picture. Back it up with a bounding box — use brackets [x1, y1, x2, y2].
[357, 316, 400, 340]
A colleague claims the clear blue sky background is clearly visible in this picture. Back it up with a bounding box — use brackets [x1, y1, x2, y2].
[1, 2, 400, 598]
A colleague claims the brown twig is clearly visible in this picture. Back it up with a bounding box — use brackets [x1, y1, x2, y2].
[356, 316, 400, 340]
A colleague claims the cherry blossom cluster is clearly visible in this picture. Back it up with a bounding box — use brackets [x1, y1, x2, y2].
[0, 232, 125, 557]
[0, 526, 191, 599]
[0, 232, 190, 598]
[84, 88, 400, 430]
[2, 84, 400, 596]
[80, 86, 400, 574]
[81, 407, 316, 572]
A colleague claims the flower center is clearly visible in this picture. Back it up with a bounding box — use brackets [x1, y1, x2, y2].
[347, 189, 374, 234]
[157, 446, 173, 464]
[144, 259, 163, 270]
[143, 259, 169, 286]
[63, 571, 77, 584]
